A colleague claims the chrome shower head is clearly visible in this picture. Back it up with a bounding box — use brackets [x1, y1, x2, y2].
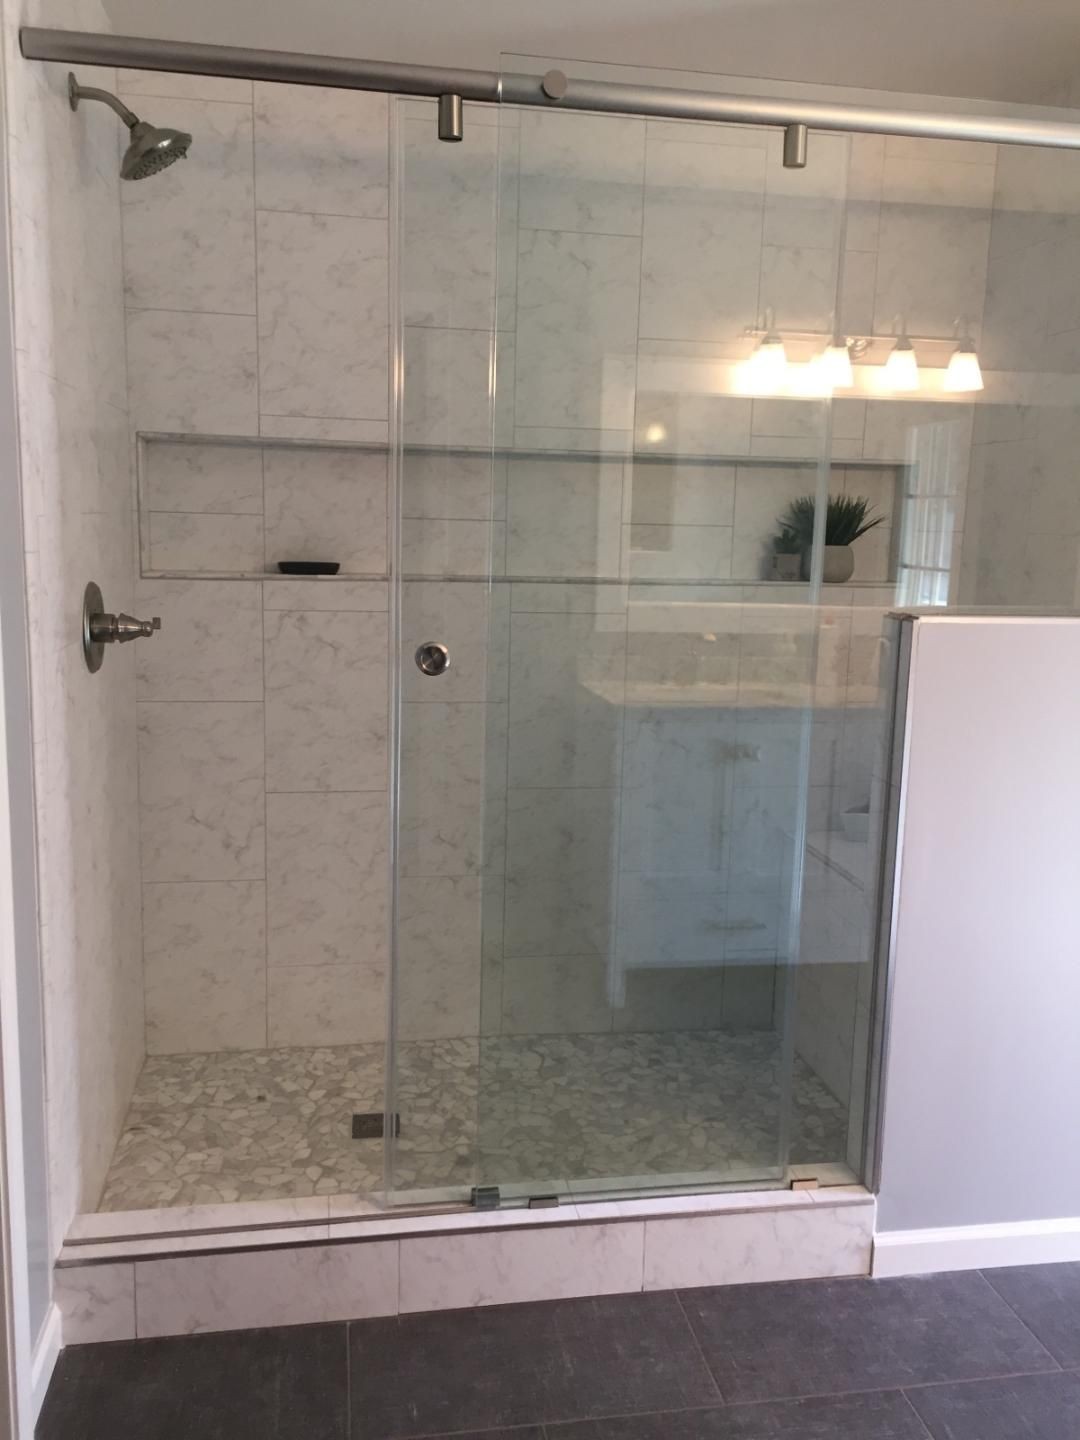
[68, 72, 192, 181]
[120, 121, 193, 180]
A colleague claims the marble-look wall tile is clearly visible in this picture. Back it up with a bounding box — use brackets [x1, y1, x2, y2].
[138, 702, 265, 882]
[862, 400, 973, 463]
[263, 446, 388, 575]
[143, 442, 263, 515]
[55, 1263, 136, 1345]
[122, 97, 255, 314]
[641, 1201, 873, 1289]
[507, 613, 626, 788]
[763, 131, 847, 251]
[401, 581, 509, 705]
[612, 966, 727, 1032]
[402, 113, 498, 330]
[402, 453, 505, 522]
[628, 461, 735, 527]
[127, 310, 258, 435]
[254, 83, 388, 218]
[515, 230, 640, 431]
[619, 706, 733, 876]
[401, 517, 505, 578]
[134, 1240, 398, 1336]
[267, 791, 388, 967]
[759, 243, 839, 331]
[518, 111, 646, 236]
[264, 609, 388, 791]
[260, 415, 389, 445]
[262, 578, 388, 612]
[506, 457, 625, 579]
[504, 787, 617, 957]
[640, 136, 765, 343]
[874, 156, 995, 338]
[501, 955, 612, 1035]
[397, 1221, 644, 1311]
[399, 701, 505, 877]
[267, 961, 384, 1046]
[118, 69, 253, 103]
[397, 875, 483, 1039]
[633, 391, 752, 458]
[627, 524, 734, 582]
[147, 512, 265, 574]
[625, 595, 740, 698]
[402, 326, 511, 449]
[143, 881, 266, 1054]
[135, 580, 263, 702]
[257, 210, 388, 421]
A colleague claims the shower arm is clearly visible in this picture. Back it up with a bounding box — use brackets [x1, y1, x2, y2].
[68, 75, 139, 128]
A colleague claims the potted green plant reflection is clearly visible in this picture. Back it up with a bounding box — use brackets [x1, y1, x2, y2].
[777, 495, 885, 583]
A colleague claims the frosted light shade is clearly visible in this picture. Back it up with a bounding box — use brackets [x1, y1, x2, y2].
[740, 337, 788, 394]
[883, 339, 919, 392]
[821, 341, 854, 389]
[944, 345, 984, 392]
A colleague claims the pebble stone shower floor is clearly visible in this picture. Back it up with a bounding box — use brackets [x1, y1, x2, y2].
[97, 1031, 848, 1211]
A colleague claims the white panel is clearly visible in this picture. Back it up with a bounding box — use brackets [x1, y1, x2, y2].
[878, 617, 1080, 1233]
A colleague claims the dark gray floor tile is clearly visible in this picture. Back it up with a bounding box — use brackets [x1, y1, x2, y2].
[679, 1272, 1058, 1403]
[36, 1323, 347, 1440]
[548, 1390, 930, 1439]
[349, 1293, 719, 1439]
[983, 1262, 1080, 1366]
[425, 1432, 545, 1440]
[907, 1370, 1080, 1439]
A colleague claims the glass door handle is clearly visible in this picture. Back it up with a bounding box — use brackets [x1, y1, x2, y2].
[415, 641, 450, 676]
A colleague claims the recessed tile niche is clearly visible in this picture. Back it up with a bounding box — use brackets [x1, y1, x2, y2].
[138, 433, 904, 586]
[138, 435, 390, 579]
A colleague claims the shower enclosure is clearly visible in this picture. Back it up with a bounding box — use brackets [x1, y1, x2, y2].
[389, 90, 867, 1206]
[17, 26, 1080, 1235]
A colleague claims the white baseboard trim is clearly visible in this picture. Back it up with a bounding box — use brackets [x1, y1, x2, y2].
[29, 1302, 61, 1422]
[873, 1216, 1080, 1277]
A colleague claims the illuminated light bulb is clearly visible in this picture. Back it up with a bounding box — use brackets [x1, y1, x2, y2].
[643, 421, 668, 444]
[791, 351, 834, 397]
[883, 334, 919, 391]
[944, 341, 984, 392]
[821, 338, 854, 389]
[739, 332, 789, 394]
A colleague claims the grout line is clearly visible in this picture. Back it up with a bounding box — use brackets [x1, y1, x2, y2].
[256, 204, 390, 224]
[896, 1389, 936, 1439]
[673, 1290, 726, 1405]
[973, 1268, 1064, 1370]
[344, 1316, 353, 1438]
[125, 303, 257, 320]
[901, 1363, 1070, 1394]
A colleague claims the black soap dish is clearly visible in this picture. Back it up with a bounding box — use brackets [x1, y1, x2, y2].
[277, 561, 340, 576]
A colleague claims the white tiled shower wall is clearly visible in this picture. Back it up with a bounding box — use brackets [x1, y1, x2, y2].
[4, 3, 144, 1236]
[120, 75, 1000, 1079]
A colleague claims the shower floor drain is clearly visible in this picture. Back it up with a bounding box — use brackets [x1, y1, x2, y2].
[351, 1112, 401, 1140]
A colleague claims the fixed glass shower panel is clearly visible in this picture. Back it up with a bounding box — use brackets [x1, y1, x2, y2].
[390, 85, 853, 1205]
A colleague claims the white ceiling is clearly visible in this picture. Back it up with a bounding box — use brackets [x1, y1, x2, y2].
[99, 0, 1080, 107]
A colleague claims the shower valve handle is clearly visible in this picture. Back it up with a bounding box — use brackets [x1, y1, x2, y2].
[89, 611, 161, 644]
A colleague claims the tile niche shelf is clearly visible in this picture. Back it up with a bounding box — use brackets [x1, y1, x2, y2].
[136, 431, 905, 585]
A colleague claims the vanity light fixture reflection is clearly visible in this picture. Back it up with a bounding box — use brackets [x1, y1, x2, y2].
[883, 333, 919, 391]
[820, 337, 854, 389]
[944, 337, 984, 392]
[741, 332, 788, 394]
[643, 421, 668, 444]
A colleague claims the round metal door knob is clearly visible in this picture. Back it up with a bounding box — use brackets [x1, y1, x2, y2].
[415, 641, 450, 676]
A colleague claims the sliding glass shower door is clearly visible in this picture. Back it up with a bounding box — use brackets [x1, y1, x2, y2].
[388, 83, 852, 1205]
